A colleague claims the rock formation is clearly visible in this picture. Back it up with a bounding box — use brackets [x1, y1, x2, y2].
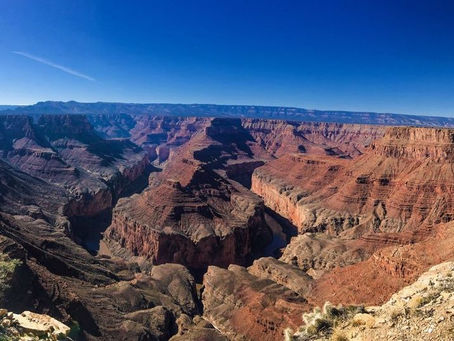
[202, 264, 309, 341]
[252, 126, 454, 235]
[1, 112, 454, 341]
[105, 118, 273, 270]
[242, 119, 385, 158]
[0, 114, 149, 219]
[0, 309, 71, 340]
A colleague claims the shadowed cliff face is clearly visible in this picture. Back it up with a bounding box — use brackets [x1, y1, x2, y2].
[1, 114, 454, 341]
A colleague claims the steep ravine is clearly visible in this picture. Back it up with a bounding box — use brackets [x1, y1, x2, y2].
[65, 159, 154, 254]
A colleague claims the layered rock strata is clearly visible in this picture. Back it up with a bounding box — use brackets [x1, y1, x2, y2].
[250, 126, 454, 310]
[105, 118, 273, 269]
[242, 119, 385, 158]
[252, 126, 454, 235]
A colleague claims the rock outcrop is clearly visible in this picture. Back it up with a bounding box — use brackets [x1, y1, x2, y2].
[202, 264, 309, 341]
[169, 314, 228, 341]
[279, 233, 379, 278]
[0, 309, 70, 340]
[248, 257, 313, 296]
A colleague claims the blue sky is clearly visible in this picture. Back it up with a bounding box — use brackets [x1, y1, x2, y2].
[0, 0, 453, 116]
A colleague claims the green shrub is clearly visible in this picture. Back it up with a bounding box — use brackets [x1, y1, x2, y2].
[0, 254, 21, 295]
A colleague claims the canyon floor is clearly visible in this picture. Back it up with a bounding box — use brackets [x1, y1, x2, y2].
[0, 112, 453, 340]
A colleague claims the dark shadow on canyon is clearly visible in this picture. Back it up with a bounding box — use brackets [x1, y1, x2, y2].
[261, 207, 298, 258]
[225, 160, 265, 188]
[71, 164, 159, 255]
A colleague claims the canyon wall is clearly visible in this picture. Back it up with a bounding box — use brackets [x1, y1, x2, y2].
[249, 125, 454, 316]
[251, 126, 454, 235]
[242, 119, 386, 158]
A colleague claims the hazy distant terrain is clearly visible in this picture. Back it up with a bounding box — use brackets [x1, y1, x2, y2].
[0, 105, 19, 111]
[4, 100, 454, 127]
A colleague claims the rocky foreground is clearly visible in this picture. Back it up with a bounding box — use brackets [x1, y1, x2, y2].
[286, 261, 454, 341]
[0, 309, 71, 340]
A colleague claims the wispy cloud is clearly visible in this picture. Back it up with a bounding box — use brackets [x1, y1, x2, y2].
[12, 51, 95, 81]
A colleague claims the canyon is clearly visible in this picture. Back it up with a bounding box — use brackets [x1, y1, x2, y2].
[0, 111, 453, 340]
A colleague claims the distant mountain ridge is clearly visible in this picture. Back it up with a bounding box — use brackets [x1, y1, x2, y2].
[3, 100, 454, 127]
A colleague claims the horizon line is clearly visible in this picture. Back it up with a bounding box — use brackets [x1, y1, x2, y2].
[0, 100, 453, 119]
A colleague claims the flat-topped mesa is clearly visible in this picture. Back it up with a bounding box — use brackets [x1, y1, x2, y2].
[371, 126, 454, 161]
